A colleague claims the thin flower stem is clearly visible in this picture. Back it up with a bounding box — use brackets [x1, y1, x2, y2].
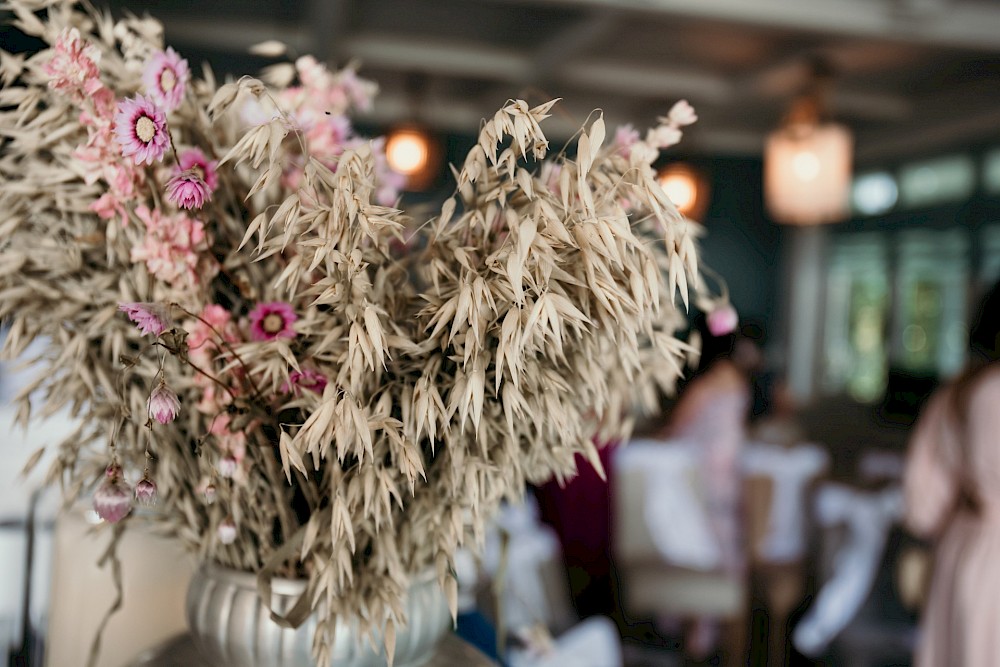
[169, 302, 265, 399]
[153, 341, 238, 402]
[256, 434, 297, 543]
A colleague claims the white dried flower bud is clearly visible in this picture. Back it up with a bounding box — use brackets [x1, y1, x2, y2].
[218, 517, 237, 545]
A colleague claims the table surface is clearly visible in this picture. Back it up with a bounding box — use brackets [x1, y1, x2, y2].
[128, 632, 498, 667]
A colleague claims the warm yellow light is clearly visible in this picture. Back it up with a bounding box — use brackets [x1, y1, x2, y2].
[792, 150, 821, 182]
[656, 163, 708, 220]
[659, 172, 698, 215]
[385, 129, 429, 176]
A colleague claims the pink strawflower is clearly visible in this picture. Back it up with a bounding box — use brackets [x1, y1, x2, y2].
[707, 304, 739, 337]
[177, 148, 218, 192]
[147, 382, 181, 424]
[249, 301, 298, 341]
[218, 517, 237, 545]
[142, 47, 190, 113]
[118, 302, 171, 336]
[114, 95, 169, 166]
[282, 368, 328, 395]
[134, 475, 158, 506]
[166, 169, 210, 210]
[44, 28, 104, 102]
[94, 466, 132, 523]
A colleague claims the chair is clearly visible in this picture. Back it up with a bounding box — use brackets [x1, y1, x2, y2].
[743, 441, 829, 666]
[612, 440, 747, 665]
[791, 482, 915, 665]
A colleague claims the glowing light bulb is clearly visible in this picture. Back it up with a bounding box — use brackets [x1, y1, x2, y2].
[792, 150, 821, 182]
[659, 172, 698, 215]
[385, 130, 429, 176]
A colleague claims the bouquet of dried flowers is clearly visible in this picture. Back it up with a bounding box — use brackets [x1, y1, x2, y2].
[0, 0, 715, 663]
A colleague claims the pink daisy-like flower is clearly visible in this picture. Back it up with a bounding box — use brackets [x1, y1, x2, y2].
[119, 302, 171, 336]
[142, 47, 189, 113]
[282, 368, 328, 395]
[177, 148, 218, 192]
[94, 466, 132, 523]
[248, 302, 298, 341]
[707, 304, 739, 337]
[134, 475, 157, 506]
[166, 169, 210, 210]
[114, 95, 169, 165]
[147, 382, 181, 424]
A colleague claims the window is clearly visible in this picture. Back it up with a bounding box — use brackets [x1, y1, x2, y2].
[893, 230, 969, 378]
[899, 154, 976, 209]
[823, 234, 890, 402]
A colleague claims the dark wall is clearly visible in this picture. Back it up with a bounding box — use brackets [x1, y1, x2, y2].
[698, 157, 782, 336]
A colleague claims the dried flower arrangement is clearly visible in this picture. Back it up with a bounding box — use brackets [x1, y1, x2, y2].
[0, 0, 717, 663]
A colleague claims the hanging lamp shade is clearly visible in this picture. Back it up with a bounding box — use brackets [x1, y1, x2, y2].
[765, 120, 852, 225]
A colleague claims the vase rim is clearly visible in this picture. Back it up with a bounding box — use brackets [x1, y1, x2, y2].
[199, 561, 440, 597]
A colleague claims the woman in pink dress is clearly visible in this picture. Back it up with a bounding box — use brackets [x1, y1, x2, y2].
[904, 281, 1000, 667]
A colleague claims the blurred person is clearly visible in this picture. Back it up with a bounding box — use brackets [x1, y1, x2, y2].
[903, 279, 1000, 667]
[656, 316, 757, 662]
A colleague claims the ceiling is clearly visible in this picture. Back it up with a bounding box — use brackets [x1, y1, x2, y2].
[94, 0, 1000, 164]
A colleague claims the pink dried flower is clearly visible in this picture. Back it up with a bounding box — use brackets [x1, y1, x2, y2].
[667, 99, 698, 127]
[282, 368, 328, 395]
[142, 47, 189, 113]
[118, 302, 171, 336]
[707, 304, 739, 337]
[94, 467, 132, 523]
[202, 482, 217, 505]
[186, 304, 238, 368]
[134, 475, 158, 506]
[177, 148, 218, 192]
[218, 517, 237, 545]
[166, 169, 210, 210]
[130, 206, 211, 288]
[44, 28, 104, 101]
[217, 454, 238, 479]
[613, 124, 640, 158]
[147, 382, 181, 424]
[249, 302, 298, 341]
[647, 124, 682, 150]
[114, 95, 169, 165]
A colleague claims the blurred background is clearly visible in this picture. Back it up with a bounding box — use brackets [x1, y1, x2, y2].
[4, 0, 1000, 665]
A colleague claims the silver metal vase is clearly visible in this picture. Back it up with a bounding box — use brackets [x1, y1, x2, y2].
[185, 564, 451, 667]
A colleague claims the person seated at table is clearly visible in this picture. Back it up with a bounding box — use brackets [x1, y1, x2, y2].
[903, 279, 1000, 667]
